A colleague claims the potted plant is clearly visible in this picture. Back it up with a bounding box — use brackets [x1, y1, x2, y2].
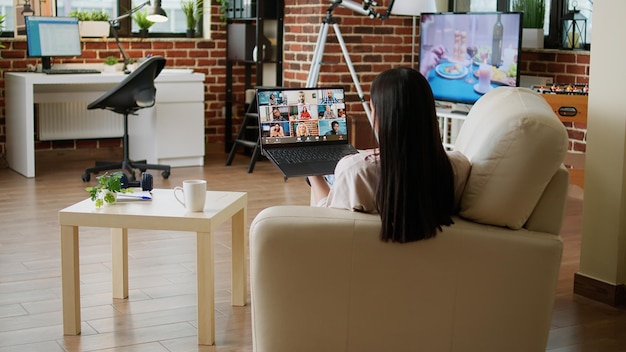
[181, 0, 203, 37]
[70, 9, 111, 38]
[85, 172, 132, 207]
[0, 13, 6, 50]
[513, 0, 545, 49]
[133, 8, 154, 38]
[103, 55, 118, 73]
[127, 57, 137, 71]
[216, 0, 229, 25]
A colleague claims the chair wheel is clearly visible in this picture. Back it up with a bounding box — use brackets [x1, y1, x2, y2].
[82, 173, 91, 182]
[162, 170, 170, 179]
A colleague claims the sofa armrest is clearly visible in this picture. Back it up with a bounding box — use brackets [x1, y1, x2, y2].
[250, 206, 563, 352]
[525, 164, 569, 234]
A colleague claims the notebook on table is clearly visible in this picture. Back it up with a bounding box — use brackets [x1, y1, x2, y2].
[256, 86, 358, 178]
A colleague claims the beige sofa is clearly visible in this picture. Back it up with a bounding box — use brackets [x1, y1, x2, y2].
[250, 87, 569, 352]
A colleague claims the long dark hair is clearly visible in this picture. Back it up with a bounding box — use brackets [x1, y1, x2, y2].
[372, 67, 455, 243]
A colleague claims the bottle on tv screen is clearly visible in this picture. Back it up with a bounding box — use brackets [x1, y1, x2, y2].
[418, 12, 523, 106]
[25, 16, 82, 70]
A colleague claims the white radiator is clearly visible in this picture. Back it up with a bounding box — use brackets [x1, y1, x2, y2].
[38, 102, 124, 141]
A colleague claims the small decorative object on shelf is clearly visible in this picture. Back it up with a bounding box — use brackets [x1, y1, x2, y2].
[69, 9, 110, 38]
[0, 13, 6, 49]
[561, 4, 587, 50]
[127, 58, 137, 72]
[103, 56, 118, 73]
[181, 0, 203, 37]
[85, 172, 132, 208]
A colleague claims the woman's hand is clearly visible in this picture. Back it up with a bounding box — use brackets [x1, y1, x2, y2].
[420, 45, 445, 77]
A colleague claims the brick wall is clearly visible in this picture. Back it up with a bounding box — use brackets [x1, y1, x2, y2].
[0, 1, 588, 160]
[519, 49, 589, 156]
[520, 49, 590, 85]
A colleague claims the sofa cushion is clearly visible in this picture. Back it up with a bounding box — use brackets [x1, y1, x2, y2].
[453, 87, 568, 229]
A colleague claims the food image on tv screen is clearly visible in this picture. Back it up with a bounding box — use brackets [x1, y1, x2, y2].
[419, 12, 523, 105]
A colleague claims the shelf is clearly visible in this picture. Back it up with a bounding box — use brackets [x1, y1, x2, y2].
[224, 0, 284, 153]
[228, 59, 280, 64]
[228, 17, 257, 22]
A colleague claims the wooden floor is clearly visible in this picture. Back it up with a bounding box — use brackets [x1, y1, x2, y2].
[0, 152, 624, 352]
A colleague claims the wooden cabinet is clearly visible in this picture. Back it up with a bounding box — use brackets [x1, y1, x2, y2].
[129, 73, 206, 167]
[224, 0, 284, 151]
[540, 93, 588, 189]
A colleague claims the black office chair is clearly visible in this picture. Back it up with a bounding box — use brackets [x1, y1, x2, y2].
[82, 56, 171, 182]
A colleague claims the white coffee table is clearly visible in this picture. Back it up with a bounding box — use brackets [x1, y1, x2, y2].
[59, 189, 247, 345]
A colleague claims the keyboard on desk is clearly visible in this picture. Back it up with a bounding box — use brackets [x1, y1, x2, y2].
[43, 68, 101, 75]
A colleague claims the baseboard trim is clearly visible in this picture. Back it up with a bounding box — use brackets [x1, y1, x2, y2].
[36, 148, 123, 164]
[574, 272, 626, 307]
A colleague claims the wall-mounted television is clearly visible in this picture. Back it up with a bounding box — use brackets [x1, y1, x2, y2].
[418, 12, 523, 106]
[25, 16, 82, 71]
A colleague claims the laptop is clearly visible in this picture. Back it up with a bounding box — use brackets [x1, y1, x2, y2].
[256, 86, 359, 178]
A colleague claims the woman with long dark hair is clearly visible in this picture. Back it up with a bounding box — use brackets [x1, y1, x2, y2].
[309, 67, 470, 243]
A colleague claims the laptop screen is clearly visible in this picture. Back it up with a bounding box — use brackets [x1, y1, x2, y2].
[257, 87, 349, 147]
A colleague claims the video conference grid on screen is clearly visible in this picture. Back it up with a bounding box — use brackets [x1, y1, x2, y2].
[258, 88, 348, 144]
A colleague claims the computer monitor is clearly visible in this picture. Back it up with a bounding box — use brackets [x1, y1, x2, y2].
[25, 16, 82, 70]
[419, 12, 523, 107]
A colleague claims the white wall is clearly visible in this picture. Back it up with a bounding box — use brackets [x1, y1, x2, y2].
[579, 1, 626, 287]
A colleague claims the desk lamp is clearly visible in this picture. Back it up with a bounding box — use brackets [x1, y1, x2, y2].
[390, 0, 437, 68]
[109, 0, 168, 73]
[148, 0, 168, 21]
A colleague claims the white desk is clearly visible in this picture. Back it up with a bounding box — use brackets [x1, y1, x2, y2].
[5, 71, 206, 178]
[59, 189, 247, 345]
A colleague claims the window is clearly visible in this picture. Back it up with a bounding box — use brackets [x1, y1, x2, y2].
[1, 0, 16, 35]
[1, 0, 196, 36]
[453, 0, 592, 49]
[58, 0, 191, 35]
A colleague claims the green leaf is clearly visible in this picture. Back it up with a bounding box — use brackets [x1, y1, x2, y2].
[104, 192, 116, 204]
[133, 9, 155, 30]
[181, 0, 203, 29]
[513, 0, 545, 29]
[86, 172, 125, 206]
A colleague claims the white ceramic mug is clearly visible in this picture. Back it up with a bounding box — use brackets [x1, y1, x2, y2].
[174, 180, 207, 212]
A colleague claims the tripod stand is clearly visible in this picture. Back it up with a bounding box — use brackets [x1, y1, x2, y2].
[306, 7, 374, 131]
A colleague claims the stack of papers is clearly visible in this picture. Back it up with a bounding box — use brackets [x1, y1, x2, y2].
[116, 191, 152, 201]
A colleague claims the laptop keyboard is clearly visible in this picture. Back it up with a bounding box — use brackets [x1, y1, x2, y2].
[271, 145, 357, 165]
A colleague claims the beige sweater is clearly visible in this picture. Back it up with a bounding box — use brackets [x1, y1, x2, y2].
[319, 150, 471, 213]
